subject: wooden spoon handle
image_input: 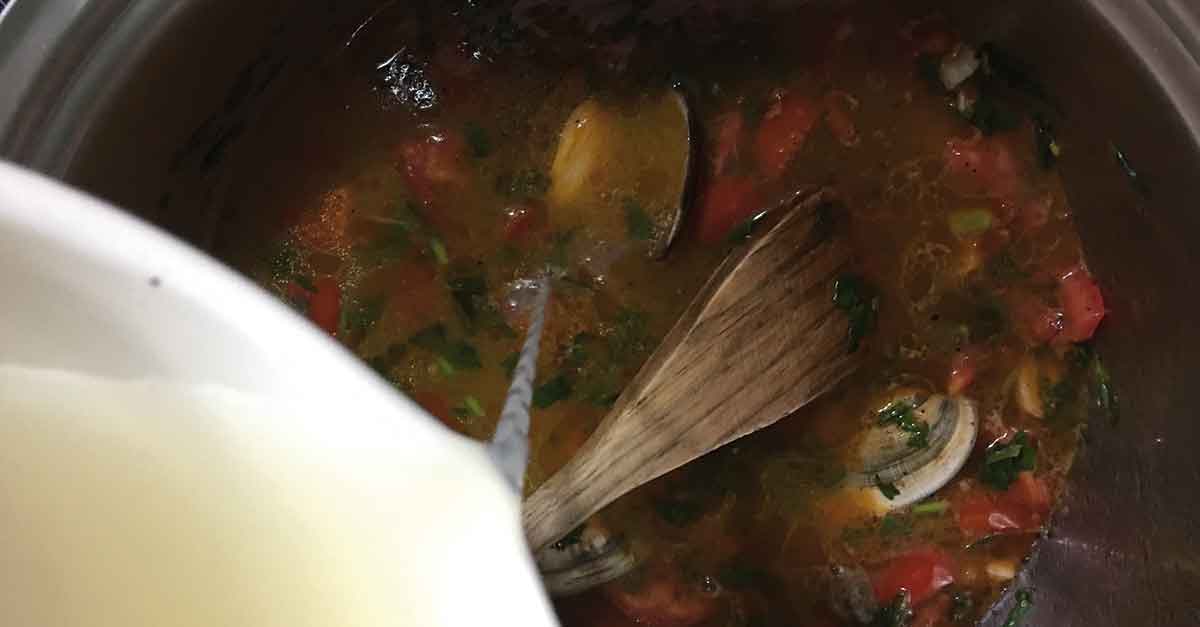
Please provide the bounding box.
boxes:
[523,190,861,551]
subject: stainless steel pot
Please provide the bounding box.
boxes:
[2,1,1199,624]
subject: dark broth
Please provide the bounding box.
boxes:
[218,2,1109,625]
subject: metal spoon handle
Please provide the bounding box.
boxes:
[489,278,551,493]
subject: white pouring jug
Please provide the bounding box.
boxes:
[0,161,557,627]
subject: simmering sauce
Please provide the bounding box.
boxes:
[217,2,1113,624]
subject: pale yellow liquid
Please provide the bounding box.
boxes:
[0,366,556,627]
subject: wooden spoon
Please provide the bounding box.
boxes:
[523,188,863,552]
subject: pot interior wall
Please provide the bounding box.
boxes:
[55,1,1200,625]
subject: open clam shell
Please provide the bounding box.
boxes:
[846,394,979,512]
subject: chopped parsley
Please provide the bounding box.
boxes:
[1090,352,1120,422]
[464,122,492,158]
[429,237,449,265]
[880,513,914,537]
[611,307,650,357]
[338,296,385,337]
[966,89,1021,136]
[981,431,1036,490]
[268,241,303,284]
[876,475,900,500]
[452,395,486,422]
[871,591,913,627]
[833,274,880,353]
[550,525,585,550]
[447,273,514,337]
[409,323,482,373]
[624,198,654,241]
[448,275,488,321]
[950,591,975,623]
[579,373,622,407]
[912,499,951,516]
[532,375,572,409]
[1003,589,1034,627]
[878,400,930,449]
[948,208,994,238]
[987,251,1029,281]
[564,332,597,368]
[291,274,315,292]
[358,202,429,266]
[1040,377,1076,421]
[1033,113,1061,169]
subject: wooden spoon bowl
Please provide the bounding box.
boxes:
[523,188,863,553]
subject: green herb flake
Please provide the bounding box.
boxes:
[430,237,449,265]
[624,198,654,241]
[987,251,1028,281]
[833,275,880,353]
[913,500,951,516]
[1091,354,1120,422]
[444,341,482,370]
[410,323,450,351]
[1003,589,1034,627]
[966,92,1021,136]
[338,296,385,337]
[448,276,488,321]
[981,431,1036,490]
[950,591,975,623]
[551,525,585,550]
[878,400,930,449]
[292,274,316,292]
[268,242,303,284]
[1033,114,1060,169]
[880,513,914,537]
[359,224,412,266]
[409,323,481,373]
[564,332,597,369]
[580,377,622,407]
[447,274,513,337]
[453,395,487,422]
[533,375,572,409]
[465,122,492,158]
[871,591,913,627]
[876,476,900,501]
[949,208,994,238]
[1040,377,1076,421]
[611,308,650,357]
